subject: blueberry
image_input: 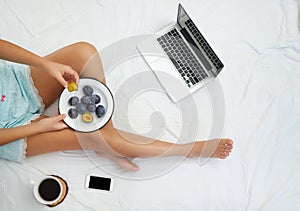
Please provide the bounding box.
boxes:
[87,103,96,112]
[96,105,106,118]
[81,95,92,104]
[68,96,79,106]
[68,108,78,119]
[91,94,101,104]
[82,85,93,96]
[76,103,87,114]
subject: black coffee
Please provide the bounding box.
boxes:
[38,179,61,201]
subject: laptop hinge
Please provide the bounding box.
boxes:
[179,28,212,72]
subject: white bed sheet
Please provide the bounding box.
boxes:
[1,0,300,210]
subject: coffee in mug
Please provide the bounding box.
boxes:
[33,175,68,207]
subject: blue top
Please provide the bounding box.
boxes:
[0,60,44,162]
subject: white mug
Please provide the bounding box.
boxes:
[30,175,68,207]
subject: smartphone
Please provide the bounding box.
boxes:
[85,174,114,192]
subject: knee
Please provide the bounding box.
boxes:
[74,41,98,59]
[70,41,102,73]
[72,42,98,64]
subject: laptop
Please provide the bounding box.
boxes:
[137,3,224,102]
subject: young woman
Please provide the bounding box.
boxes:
[0,39,233,171]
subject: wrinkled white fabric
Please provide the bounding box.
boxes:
[0,0,299,210]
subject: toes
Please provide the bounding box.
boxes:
[222,140,233,151]
[223,146,233,151]
[219,154,227,159]
[203,138,233,159]
[219,148,232,159]
[222,139,233,146]
[226,139,233,146]
[218,139,233,159]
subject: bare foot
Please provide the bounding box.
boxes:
[187,138,233,159]
[114,157,140,172]
[96,151,140,171]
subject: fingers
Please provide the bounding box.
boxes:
[63,66,79,84]
[38,114,68,132]
[45,61,79,87]
[54,114,68,130]
[55,113,67,121]
[57,74,68,88]
[59,68,79,88]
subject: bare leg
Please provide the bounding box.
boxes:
[26,42,233,171]
[27,119,233,158]
[27,42,143,170]
[96,124,233,159]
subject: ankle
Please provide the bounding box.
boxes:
[186,141,205,158]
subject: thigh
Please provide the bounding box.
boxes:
[30,42,99,108]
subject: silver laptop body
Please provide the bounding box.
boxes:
[137,3,224,102]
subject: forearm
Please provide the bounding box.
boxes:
[0,123,42,146]
[0,39,47,68]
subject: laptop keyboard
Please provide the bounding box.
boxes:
[157,29,208,88]
[185,19,224,71]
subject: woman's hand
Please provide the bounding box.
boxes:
[0,39,79,87]
[36,114,68,133]
[0,114,69,146]
[42,60,79,87]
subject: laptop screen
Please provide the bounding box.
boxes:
[177,3,188,28]
[176,3,224,74]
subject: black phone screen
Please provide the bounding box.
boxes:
[88,176,111,191]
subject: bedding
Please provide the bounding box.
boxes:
[0,0,299,210]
